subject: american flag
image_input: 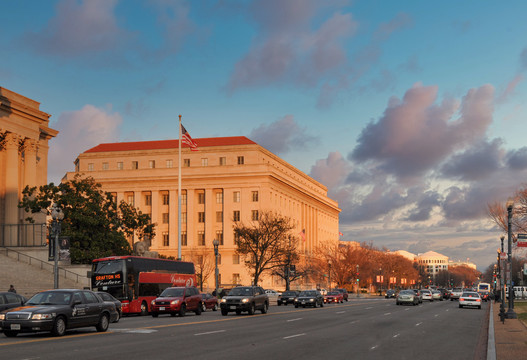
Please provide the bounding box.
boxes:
[181,124,198,151]
[299,229,306,242]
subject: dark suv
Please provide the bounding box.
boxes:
[220,286,269,315]
[277,290,299,306]
[150,287,203,317]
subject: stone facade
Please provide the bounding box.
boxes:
[65,137,341,289]
[0,87,58,246]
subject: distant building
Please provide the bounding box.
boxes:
[0,87,57,247]
[449,259,477,270]
[392,250,417,262]
[417,251,449,281]
[65,136,341,289]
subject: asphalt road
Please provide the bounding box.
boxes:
[0,297,488,360]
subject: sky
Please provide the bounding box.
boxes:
[3,0,527,271]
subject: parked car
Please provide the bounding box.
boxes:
[431,290,442,301]
[411,289,423,303]
[334,288,349,301]
[450,287,463,301]
[421,289,433,301]
[220,286,269,316]
[94,291,122,322]
[201,293,218,311]
[459,291,482,309]
[0,292,27,312]
[150,287,203,317]
[0,289,117,337]
[385,289,396,299]
[265,289,280,304]
[294,290,324,308]
[396,290,419,306]
[277,290,299,306]
[324,291,344,303]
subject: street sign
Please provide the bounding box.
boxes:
[518,233,527,247]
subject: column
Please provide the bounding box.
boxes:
[22,138,40,245]
[169,189,177,250]
[4,132,20,246]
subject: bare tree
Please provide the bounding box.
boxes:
[233,211,296,286]
[188,247,215,291]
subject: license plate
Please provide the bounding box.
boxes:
[11,324,21,330]
[230,306,237,310]
[301,301,306,304]
[159,307,165,311]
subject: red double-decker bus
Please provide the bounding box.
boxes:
[91,256,196,315]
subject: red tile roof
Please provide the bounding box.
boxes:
[84,136,257,153]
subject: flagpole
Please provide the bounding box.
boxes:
[178,115,182,260]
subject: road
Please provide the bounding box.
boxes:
[0,297,488,360]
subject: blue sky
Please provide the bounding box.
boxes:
[3,0,527,270]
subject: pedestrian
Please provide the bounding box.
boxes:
[8,284,16,293]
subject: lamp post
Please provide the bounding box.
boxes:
[499,236,506,321]
[328,260,332,292]
[506,199,517,319]
[356,264,360,298]
[51,203,64,289]
[213,239,219,297]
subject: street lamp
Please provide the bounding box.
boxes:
[213,239,219,297]
[327,260,332,292]
[506,199,517,319]
[499,236,506,321]
[51,203,64,289]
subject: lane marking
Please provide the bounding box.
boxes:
[287,318,302,322]
[384,312,391,316]
[415,322,422,326]
[393,334,399,338]
[283,333,306,339]
[194,330,225,336]
[336,311,346,314]
[370,345,379,350]
[111,328,158,334]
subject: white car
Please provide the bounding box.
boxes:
[421,289,433,301]
[459,291,482,309]
[265,289,281,304]
[431,290,442,301]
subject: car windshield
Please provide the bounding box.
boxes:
[299,291,317,297]
[399,290,413,295]
[229,287,254,296]
[283,291,297,296]
[327,291,339,295]
[160,288,184,297]
[26,291,72,305]
[462,292,479,297]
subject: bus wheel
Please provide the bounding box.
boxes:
[140,302,148,316]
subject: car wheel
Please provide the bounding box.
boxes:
[3,330,18,337]
[213,304,218,311]
[295,304,299,308]
[152,313,159,318]
[478,305,482,309]
[277,302,281,306]
[221,309,228,316]
[459,304,463,308]
[140,301,148,316]
[195,303,202,315]
[261,302,268,314]
[248,303,255,315]
[51,316,67,336]
[320,301,324,307]
[179,304,186,317]
[96,314,110,332]
[114,310,121,323]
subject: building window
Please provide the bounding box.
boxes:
[216,192,223,204]
[162,213,169,224]
[233,273,241,285]
[198,212,205,223]
[233,191,240,203]
[233,254,240,265]
[181,192,187,205]
[252,210,259,221]
[182,212,187,223]
[201,158,208,166]
[163,194,169,205]
[88,163,94,171]
[166,159,173,168]
[117,162,123,170]
[216,230,223,245]
[183,159,190,167]
[102,162,109,170]
[163,232,169,246]
[234,231,240,245]
[198,192,205,204]
[219,157,226,166]
[132,161,139,169]
[149,160,155,169]
[216,211,223,222]
[181,231,187,246]
[145,194,152,206]
[127,195,134,206]
[252,191,259,202]
[233,211,240,222]
[237,156,244,165]
[198,231,205,246]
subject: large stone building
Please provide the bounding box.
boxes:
[0,87,57,247]
[65,136,341,289]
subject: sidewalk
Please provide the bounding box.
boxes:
[490,301,527,359]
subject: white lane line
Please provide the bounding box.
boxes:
[195,330,226,336]
[415,322,422,326]
[283,333,306,339]
[393,334,399,338]
[350,320,359,324]
[384,312,391,316]
[370,345,379,350]
[111,328,158,334]
[287,318,302,322]
[405,308,410,311]
[336,311,346,314]
[434,314,439,317]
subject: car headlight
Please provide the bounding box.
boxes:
[151,300,156,305]
[171,300,180,305]
[241,298,249,303]
[309,298,314,302]
[31,313,53,320]
[0,314,5,320]
[220,298,227,303]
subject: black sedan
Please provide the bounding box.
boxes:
[294,290,324,308]
[277,290,299,306]
[95,291,122,322]
[0,292,27,312]
[0,289,118,337]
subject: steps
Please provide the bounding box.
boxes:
[0,247,90,298]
